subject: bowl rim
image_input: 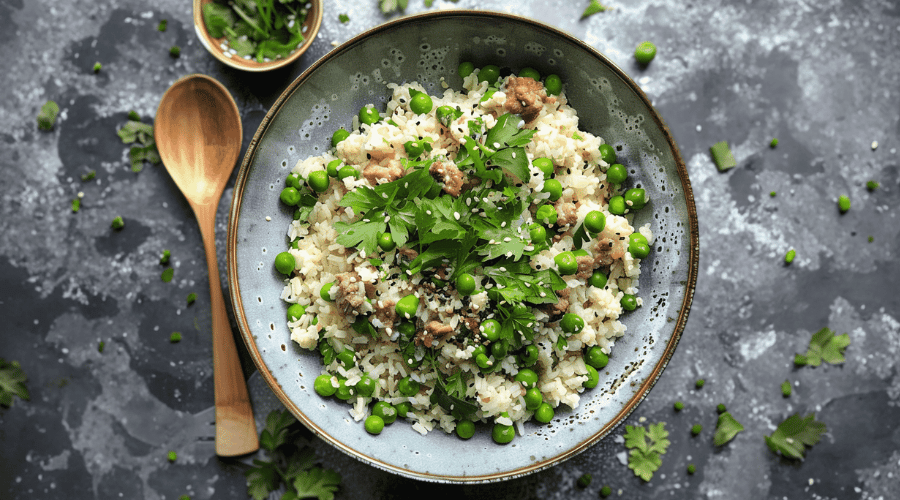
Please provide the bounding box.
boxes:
[192,0,323,72]
[227,9,699,483]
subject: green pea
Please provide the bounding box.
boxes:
[319,282,335,302]
[274,252,295,275]
[481,319,501,342]
[491,339,509,359]
[280,187,301,206]
[583,364,599,389]
[536,204,558,225]
[608,195,626,215]
[529,224,547,243]
[524,387,542,411]
[458,61,475,78]
[337,165,359,179]
[355,374,377,397]
[475,353,492,370]
[625,188,648,210]
[518,67,540,81]
[335,379,353,400]
[555,251,577,275]
[365,415,384,434]
[577,473,592,488]
[314,374,336,397]
[629,233,651,259]
[397,321,416,339]
[585,345,609,369]
[456,273,476,296]
[286,304,307,322]
[838,194,851,213]
[395,294,419,319]
[534,402,555,423]
[515,368,538,388]
[584,210,606,233]
[332,128,350,147]
[410,93,433,114]
[456,419,475,439]
[472,345,486,358]
[629,232,648,247]
[492,421,515,444]
[404,139,426,158]
[621,294,638,311]
[395,402,412,418]
[518,344,539,367]
[599,143,617,164]
[691,424,702,436]
[589,270,608,288]
[358,105,380,125]
[436,105,456,126]
[542,178,563,201]
[326,159,342,177]
[308,170,329,193]
[634,41,657,65]
[600,485,613,497]
[532,157,554,178]
[286,173,301,190]
[544,74,562,96]
[674,401,684,411]
[378,232,396,251]
[560,313,584,334]
[478,65,501,85]
[607,163,628,184]
[337,348,355,368]
[573,248,590,258]
[398,376,420,396]
[372,401,397,424]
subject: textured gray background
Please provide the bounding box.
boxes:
[2,0,899,499]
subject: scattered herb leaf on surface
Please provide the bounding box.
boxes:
[765,413,826,460]
[0,359,29,408]
[710,141,736,171]
[37,101,60,131]
[581,0,608,18]
[794,327,849,367]
[713,412,744,446]
[624,422,670,481]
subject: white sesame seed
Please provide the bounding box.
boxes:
[265,216,271,221]
[454,212,460,220]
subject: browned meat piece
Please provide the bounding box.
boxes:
[397,247,419,261]
[575,255,595,280]
[363,160,404,185]
[594,238,615,267]
[373,299,397,329]
[462,316,481,335]
[429,160,466,197]
[555,200,578,227]
[334,272,367,313]
[503,76,548,124]
[416,321,456,348]
[541,288,570,316]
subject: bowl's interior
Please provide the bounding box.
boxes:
[192,0,322,72]
[228,11,697,482]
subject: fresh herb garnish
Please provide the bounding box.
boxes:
[37,101,59,131]
[98,341,105,353]
[246,409,341,500]
[81,170,96,181]
[713,412,744,446]
[157,19,168,32]
[379,0,409,14]
[167,450,178,462]
[581,0,608,18]
[866,180,879,191]
[93,62,102,73]
[161,268,174,283]
[117,118,161,172]
[781,379,792,397]
[111,216,124,230]
[424,351,478,420]
[624,422,670,481]
[0,359,29,408]
[169,332,182,343]
[794,327,849,367]
[710,141,736,171]
[160,249,171,265]
[202,0,309,63]
[186,292,197,305]
[169,45,181,58]
[338,13,349,23]
[765,413,827,460]
[71,198,81,213]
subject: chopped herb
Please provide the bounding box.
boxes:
[93,62,102,73]
[201,0,309,63]
[339,13,349,23]
[695,378,705,389]
[178,496,190,500]
[118,119,161,172]
[81,170,96,181]
[187,292,197,305]
[716,403,727,414]
[37,100,60,131]
[71,198,81,213]
[581,0,608,18]
[769,191,776,197]
[710,141,736,171]
[111,216,124,230]
[866,180,879,191]
[0,358,30,408]
[868,236,874,243]
[687,464,696,475]
[713,412,744,446]
[379,0,409,14]
[167,450,177,462]
[161,268,175,283]
[158,19,168,32]
[838,195,850,213]
[784,249,795,264]
[600,485,612,497]
[691,424,702,436]
[576,473,592,488]
[160,249,171,265]
[781,379,792,397]
[98,341,105,353]
[794,327,850,367]
[765,413,827,460]
[769,138,778,148]
[624,422,670,481]
[673,401,684,411]
[169,332,182,343]
[127,110,140,121]
[169,45,181,58]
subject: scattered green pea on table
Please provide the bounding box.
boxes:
[634,41,657,65]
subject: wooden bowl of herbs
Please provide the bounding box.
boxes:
[193,0,323,72]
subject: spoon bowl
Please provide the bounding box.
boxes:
[155,74,259,457]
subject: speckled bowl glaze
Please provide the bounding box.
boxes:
[227,11,698,482]
[192,0,322,72]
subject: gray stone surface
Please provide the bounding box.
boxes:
[2,0,899,498]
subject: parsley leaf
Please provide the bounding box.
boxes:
[338,13,349,23]
[425,353,478,420]
[37,101,59,131]
[292,467,342,500]
[710,141,737,171]
[713,412,744,446]
[0,359,29,408]
[794,327,850,367]
[624,422,670,481]
[259,408,298,452]
[117,120,154,144]
[379,0,409,14]
[581,0,608,18]
[765,413,827,460]
[245,459,280,500]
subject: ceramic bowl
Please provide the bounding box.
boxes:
[227,10,698,482]
[192,0,322,72]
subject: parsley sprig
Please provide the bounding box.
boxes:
[202,0,309,63]
[764,412,827,460]
[117,118,160,172]
[624,422,671,481]
[794,327,850,367]
[0,359,29,408]
[423,351,478,420]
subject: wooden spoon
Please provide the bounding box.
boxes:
[155,74,259,457]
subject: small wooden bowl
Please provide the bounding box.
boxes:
[192,0,323,72]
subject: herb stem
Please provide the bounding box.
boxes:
[230,3,268,38]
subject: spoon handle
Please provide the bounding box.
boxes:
[195,203,259,457]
